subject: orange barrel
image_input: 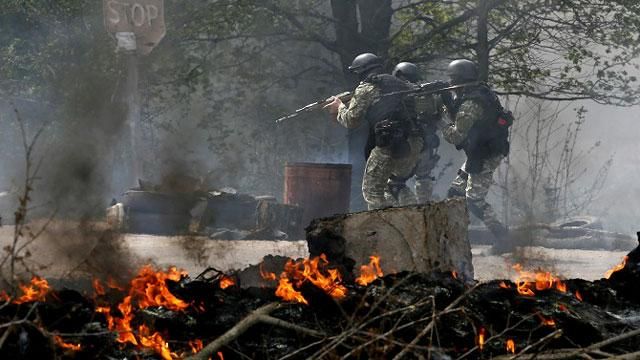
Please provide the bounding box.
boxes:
[284,162,352,230]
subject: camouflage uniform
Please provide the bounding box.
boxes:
[443,96,507,237]
[337,81,423,210]
[383,93,443,206]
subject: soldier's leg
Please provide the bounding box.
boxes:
[465,155,511,251]
[447,165,468,198]
[363,146,395,210]
[415,147,439,203]
[386,178,415,206]
[388,136,424,205]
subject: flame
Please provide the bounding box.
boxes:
[219,275,236,289]
[506,339,515,353]
[218,351,225,360]
[538,314,556,327]
[477,327,486,350]
[499,281,510,289]
[605,256,628,279]
[275,276,308,305]
[107,276,126,291]
[54,335,82,351]
[189,339,203,353]
[93,278,106,296]
[14,276,50,304]
[138,325,173,360]
[575,290,583,302]
[275,254,347,304]
[0,290,9,302]
[129,265,188,311]
[451,270,458,279]
[512,264,567,296]
[356,255,383,286]
[260,263,277,281]
[97,266,189,358]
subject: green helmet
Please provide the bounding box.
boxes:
[392,62,421,83]
[348,53,383,74]
[447,59,479,85]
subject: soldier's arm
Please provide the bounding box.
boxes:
[336,83,377,129]
[442,99,483,146]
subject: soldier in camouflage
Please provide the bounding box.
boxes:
[386,62,446,205]
[324,53,424,210]
[442,59,513,253]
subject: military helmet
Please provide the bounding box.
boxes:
[447,59,479,85]
[348,53,383,74]
[392,62,421,83]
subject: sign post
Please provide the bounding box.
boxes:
[103,0,165,186]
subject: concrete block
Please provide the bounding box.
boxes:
[306,198,473,280]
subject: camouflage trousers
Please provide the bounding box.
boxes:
[447,155,506,237]
[414,145,439,203]
[385,145,439,206]
[363,136,424,210]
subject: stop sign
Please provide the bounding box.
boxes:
[104,0,165,54]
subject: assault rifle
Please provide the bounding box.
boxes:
[381,80,480,98]
[275,91,352,123]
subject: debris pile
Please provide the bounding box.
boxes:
[0,237,639,359]
[107,180,303,239]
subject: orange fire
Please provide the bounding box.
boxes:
[512,264,567,296]
[506,339,515,353]
[218,351,225,360]
[14,276,50,304]
[97,266,190,358]
[259,263,277,281]
[477,327,486,350]
[499,281,510,289]
[0,290,9,302]
[219,275,236,289]
[54,335,82,351]
[538,314,556,327]
[275,276,308,305]
[575,290,583,302]
[189,339,203,353]
[275,254,347,304]
[129,265,188,311]
[604,256,628,279]
[451,270,458,279]
[356,255,383,286]
[93,278,106,296]
[107,276,126,291]
[138,325,173,360]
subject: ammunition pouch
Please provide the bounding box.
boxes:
[374,120,410,158]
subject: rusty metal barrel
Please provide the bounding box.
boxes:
[284,162,352,232]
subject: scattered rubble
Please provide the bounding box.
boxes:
[107,182,303,239]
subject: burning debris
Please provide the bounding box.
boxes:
[0,235,639,359]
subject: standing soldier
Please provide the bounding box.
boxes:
[324,53,424,210]
[388,62,448,204]
[442,59,513,253]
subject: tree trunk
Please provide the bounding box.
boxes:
[330,0,394,211]
[476,0,490,82]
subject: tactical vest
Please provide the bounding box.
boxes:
[363,74,417,158]
[453,83,512,173]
